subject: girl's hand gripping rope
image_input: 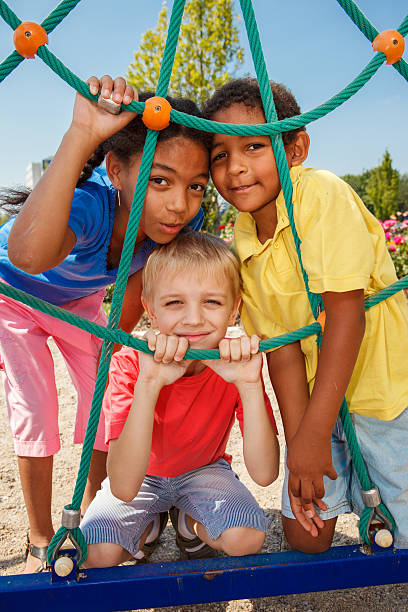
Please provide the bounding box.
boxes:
[71,75,138,150]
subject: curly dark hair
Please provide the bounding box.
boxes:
[1,93,211,213]
[202,78,305,146]
[78,92,211,184]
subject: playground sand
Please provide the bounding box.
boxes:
[0,336,407,611]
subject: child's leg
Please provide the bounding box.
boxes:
[281,420,352,553]
[350,409,408,548]
[0,297,62,572]
[174,459,268,557]
[185,514,265,556]
[52,291,109,513]
[81,475,172,568]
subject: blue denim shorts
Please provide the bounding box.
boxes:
[81,458,269,557]
[282,407,408,548]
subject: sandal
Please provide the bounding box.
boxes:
[25,533,49,573]
[122,511,169,565]
[169,507,217,560]
[140,510,169,561]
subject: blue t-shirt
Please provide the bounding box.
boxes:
[0,169,203,306]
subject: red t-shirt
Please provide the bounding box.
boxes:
[103,347,277,477]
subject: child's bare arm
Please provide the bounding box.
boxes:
[107,373,161,502]
[204,336,279,486]
[107,333,191,501]
[8,76,137,274]
[266,343,326,535]
[287,289,365,516]
[266,341,309,445]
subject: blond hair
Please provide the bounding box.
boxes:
[142,229,241,303]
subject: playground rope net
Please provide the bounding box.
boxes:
[0,0,407,566]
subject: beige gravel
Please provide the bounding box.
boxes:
[0,337,407,611]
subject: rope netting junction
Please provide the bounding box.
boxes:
[0,0,407,567]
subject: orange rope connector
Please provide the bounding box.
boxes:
[13,22,48,59]
[372,30,405,65]
[317,310,326,333]
[142,96,172,130]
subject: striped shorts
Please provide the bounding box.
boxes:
[81,458,269,557]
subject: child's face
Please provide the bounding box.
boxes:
[210,104,290,215]
[143,269,240,350]
[112,136,209,243]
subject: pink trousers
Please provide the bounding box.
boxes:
[0,289,108,457]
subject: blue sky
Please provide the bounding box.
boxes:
[0,0,406,187]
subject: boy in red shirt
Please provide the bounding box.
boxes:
[81,230,279,566]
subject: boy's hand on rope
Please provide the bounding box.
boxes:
[138,330,192,388]
[70,75,138,147]
[203,335,262,387]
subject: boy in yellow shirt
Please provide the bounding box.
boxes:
[203,78,408,552]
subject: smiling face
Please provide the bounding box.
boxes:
[210,104,282,215]
[143,268,240,351]
[210,104,300,216]
[108,136,209,244]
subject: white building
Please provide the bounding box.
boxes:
[25,157,53,189]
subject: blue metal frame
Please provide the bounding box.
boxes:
[1,545,407,611]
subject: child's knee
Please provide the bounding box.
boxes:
[82,542,130,568]
[282,515,336,554]
[220,527,265,556]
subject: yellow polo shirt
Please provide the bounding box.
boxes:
[235,165,408,420]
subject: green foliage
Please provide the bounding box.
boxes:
[364,151,400,221]
[342,151,404,220]
[201,182,221,234]
[341,170,373,211]
[399,173,408,212]
[127,0,244,106]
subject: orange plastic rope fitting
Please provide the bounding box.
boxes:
[13,22,48,59]
[317,311,326,333]
[142,97,172,130]
[372,30,405,65]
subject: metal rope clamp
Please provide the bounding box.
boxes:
[362,487,394,545]
[50,507,82,564]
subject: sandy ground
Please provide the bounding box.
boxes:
[0,337,407,611]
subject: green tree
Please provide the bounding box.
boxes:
[364,150,400,221]
[127,0,243,106]
[398,173,408,212]
[341,169,371,201]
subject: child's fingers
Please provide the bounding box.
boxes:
[219,338,231,361]
[111,76,127,104]
[300,479,314,507]
[124,84,138,105]
[288,472,301,499]
[161,335,180,364]
[153,333,167,362]
[173,337,189,362]
[144,330,157,352]
[311,477,326,500]
[313,496,327,512]
[87,76,100,96]
[229,338,244,361]
[100,74,114,99]
[238,335,251,361]
[250,334,260,355]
